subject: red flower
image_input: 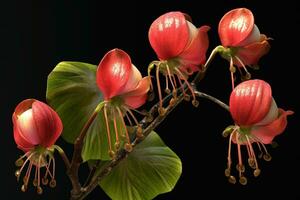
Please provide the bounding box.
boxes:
[149,11,210,73]
[97,49,150,109]
[96,49,150,157]
[148,12,210,113]
[218,8,270,67]
[223,80,293,185]
[13,99,63,194]
[13,99,62,151]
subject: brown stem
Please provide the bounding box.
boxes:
[194,91,229,111]
[78,92,185,200]
[53,145,71,169]
[69,109,100,199]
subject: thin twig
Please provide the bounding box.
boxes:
[194,91,229,111]
[53,145,71,169]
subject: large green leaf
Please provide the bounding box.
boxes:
[99,131,182,200]
[47,61,123,160]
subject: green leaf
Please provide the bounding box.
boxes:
[46,61,123,160]
[99,131,182,200]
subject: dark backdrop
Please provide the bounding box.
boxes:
[1,0,299,199]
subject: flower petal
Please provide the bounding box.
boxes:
[229,79,272,126]
[124,94,148,109]
[13,99,37,149]
[13,114,34,151]
[235,35,270,66]
[251,109,294,144]
[218,8,254,47]
[16,108,40,145]
[179,25,210,69]
[32,101,63,148]
[237,24,261,46]
[149,12,189,60]
[123,77,151,97]
[96,49,132,99]
[121,64,142,94]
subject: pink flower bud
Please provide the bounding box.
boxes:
[96,48,150,109]
[218,8,270,66]
[149,11,210,73]
[229,79,273,126]
[12,99,63,194]
[13,99,63,152]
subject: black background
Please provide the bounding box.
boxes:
[1,0,300,199]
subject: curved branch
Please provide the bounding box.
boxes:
[71,47,225,199]
[194,91,229,111]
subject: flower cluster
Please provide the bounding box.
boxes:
[12,7,293,196]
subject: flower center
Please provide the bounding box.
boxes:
[15,146,57,194]
[223,125,272,185]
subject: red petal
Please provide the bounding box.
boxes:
[123,77,151,97]
[251,109,294,144]
[235,35,270,66]
[149,12,189,60]
[32,101,63,148]
[218,8,254,47]
[12,114,34,152]
[96,49,132,99]
[121,64,142,94]
[179,25,210,68]
[229,79,272,126]
[124,94,148,109]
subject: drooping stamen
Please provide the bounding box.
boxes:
[49,156,56,188]
[112,109,120,150]
[104,104,114,157]
[125,107,143,138]
[33,162,38,186]
[245,135,261,177]
[166,64,177,96]
[253,135,272,161]
[125,112,133,126]
[15,152,31,167]
[156,63,165,116]
[174,68,198,107]
[117,107,132,152]
[36,155,43,194]
[234,56,251,80]
[230,57,235,90]
[22,162,33,192]
[43,155,53,185]
[164,75,170,94]
[16,151,36,182]
[226,130,236,184]
[176,75,190,102]
[255,142,264,159]
[236,133,247,185]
